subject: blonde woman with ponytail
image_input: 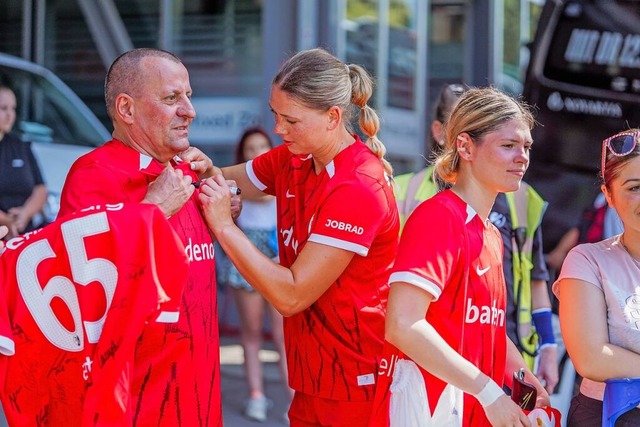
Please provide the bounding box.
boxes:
[193,48,399,426]
[370,86,550,427]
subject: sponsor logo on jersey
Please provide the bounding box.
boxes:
[5,228,44,250]
[184,237,215,262]
[324,219,364,235]
[465,298,505,327]
[378,353,400,378]
[476,265,491,276]
[281,226,299,255]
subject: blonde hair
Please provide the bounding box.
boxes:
[273,48,393,175]
[434,86,535,183]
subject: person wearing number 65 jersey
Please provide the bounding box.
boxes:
[58,48,241,427]
[0,202,188,426]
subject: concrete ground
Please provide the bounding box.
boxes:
[220,335,291,426]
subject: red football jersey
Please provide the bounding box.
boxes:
[58,140,222,426]
[0,203,188,427]
[371,190,507,426]
[249,138,399,401]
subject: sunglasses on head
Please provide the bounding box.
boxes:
[601,131,640,178]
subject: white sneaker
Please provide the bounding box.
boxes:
[244,396,269,422]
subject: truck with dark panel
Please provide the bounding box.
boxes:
[522,0,640,253]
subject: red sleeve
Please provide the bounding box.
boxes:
[247,145,289,196]
[389,198,464,300]
[308,179,389,256]
[59,163,130,217]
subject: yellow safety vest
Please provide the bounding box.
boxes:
[394,165,439,231]
[505,182,548,369]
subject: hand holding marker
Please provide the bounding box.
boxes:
[192,180,241,195]
[173,157,241,195]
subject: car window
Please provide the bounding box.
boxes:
[0,65,107,147]
[0,54,110,222]
[543,1,640,93]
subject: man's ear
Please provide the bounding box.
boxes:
[326,106,342,131]
[115,94,134,124]
[456,133,472,160]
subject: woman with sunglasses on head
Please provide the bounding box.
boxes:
[554,129,640,426]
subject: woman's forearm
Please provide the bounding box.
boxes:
[386,316,490,395]
[571,342,640,382]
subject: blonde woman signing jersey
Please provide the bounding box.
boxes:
[191,48,399,427]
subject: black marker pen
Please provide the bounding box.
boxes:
[192,181,241,195]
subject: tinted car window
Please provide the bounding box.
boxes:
[0,64,107,147]
[544,1,640,92]
[0,53,110,221]
[522,0,640,251]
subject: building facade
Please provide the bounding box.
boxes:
[0,0,542,171]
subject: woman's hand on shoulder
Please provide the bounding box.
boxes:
[178,147,220,179]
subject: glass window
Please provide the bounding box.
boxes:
[428,3,465,111]
[0,61,108,147]
[344,0,418,110]
[114,0,263,98]
[0,2,23,57]
[543,1,640,94]
[386,0,417,110]
[499,0,544,95]
[345,0,380,81]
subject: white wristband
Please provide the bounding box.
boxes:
[474,379,505,408]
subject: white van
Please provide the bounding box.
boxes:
[0,52,110,220]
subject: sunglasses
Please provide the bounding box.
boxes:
[601,131,640,178]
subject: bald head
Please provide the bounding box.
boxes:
[105,48,182,121]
